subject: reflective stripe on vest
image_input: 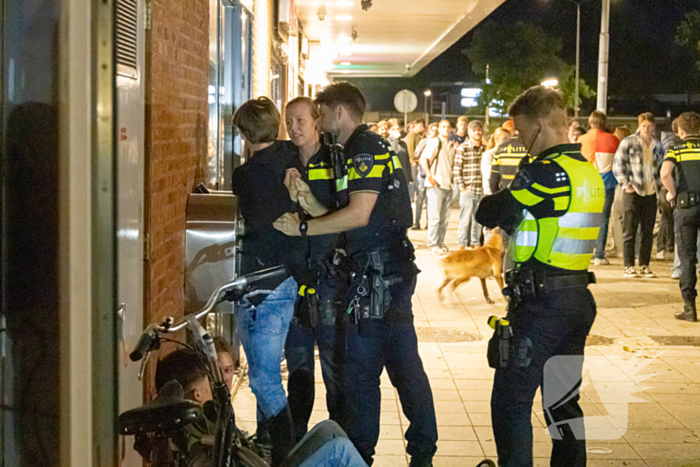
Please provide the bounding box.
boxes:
[510,153,605,271]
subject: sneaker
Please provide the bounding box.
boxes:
[655,250,666,260]
[639,266,656,278]
[594,258,610,266]
[428,246,443,254]
[671,269,681,279]
[623,267,639,278]
[440,246,450,253]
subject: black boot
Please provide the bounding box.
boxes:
[675,301,698,322]
[409,449,436,467]
[267,404,294,467]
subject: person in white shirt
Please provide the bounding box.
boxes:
[421,120,455,253]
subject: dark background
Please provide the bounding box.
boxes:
[347,0,699,114]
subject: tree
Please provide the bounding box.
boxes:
[676,10,700,72]
[463,20,594,113]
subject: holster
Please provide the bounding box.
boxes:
[503,267,595,311]
[677,191,699,209]
[487,318,533,369]
[293,286,320,328]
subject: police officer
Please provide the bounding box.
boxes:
[476,86,605,467]
[660,111,700,322]
[274,82,438,467]
[282,97,349,442]
[488,125,531,194]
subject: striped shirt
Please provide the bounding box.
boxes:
[489,136,531,193]
[454,139,484,195]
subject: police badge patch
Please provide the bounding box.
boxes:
[353,153,374,178]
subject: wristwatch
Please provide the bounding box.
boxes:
[299,220,308,238]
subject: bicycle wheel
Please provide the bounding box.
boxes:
[234,445,269,467]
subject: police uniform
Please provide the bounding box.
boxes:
[476,143,605,467]
[664,135,700,321]
[285,144,349,442]
[340,124,438,466]
[488,135,531,194]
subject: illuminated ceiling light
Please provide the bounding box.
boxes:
[340,61,351,66]
[335,0,354,6]
[340,70,350,74]
[335,15,353,21]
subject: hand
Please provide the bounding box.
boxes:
[666,191,676,203]
[284,168,302,202]
[295,178,328,217]
[625,184,635,194]
[428,176,438,186]
[273,212,301,236]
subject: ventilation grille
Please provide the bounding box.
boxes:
[116,0,138,78]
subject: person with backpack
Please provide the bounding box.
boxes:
[411,122,438,230]
[420,120,456,253]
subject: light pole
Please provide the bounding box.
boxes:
[565,0,591,119]
[596,0,610,113]
[424,90,431,124]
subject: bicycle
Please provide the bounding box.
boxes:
[119,266,288,467]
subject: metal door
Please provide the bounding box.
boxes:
[115,0,145,465]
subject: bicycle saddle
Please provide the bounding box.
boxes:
[118,380,202,435]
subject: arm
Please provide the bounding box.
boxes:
[274,192,377,236]
[660,160,676,199]
[612,139,632,191]
[421,140,438,186]
[453,147,464,191]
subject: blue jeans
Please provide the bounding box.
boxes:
[286,320,347,440]
[414,174,427,226]
[595,188,615,259]
[345,272,438,464]
[297,436,368,467]
[491,289,596,467]
[427,187,452,248]
[458,191,482,247]
[235,276,297,420]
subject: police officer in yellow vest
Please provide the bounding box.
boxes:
[476,86,604,467]
[660,111,700,322]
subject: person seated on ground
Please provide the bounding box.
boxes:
[214,336,237,391]
[156,348,212,405]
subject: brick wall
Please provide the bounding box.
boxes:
[145,0,209,326]
[252,0,272,98]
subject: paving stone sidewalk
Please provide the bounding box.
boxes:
[233,208,700,467]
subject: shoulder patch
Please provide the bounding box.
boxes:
[353,153,375,178]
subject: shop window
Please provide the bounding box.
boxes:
[208,0,252,190]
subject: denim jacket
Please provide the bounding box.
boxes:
[612,132,664,196]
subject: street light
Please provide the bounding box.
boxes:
[563,0,592,118]
[541,78,559,88]
[424,90,431,123]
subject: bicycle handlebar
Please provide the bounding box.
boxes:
[129,265,289,362]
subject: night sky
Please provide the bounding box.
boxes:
[416,0,698,95]
[350,0,699,113]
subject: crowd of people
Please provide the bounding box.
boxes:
[150,78,700,467]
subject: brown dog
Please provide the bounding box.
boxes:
[437,230,505,304]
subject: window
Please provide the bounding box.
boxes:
[208,0,253,190]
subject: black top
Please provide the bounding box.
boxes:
[664,136,700,195]
[341,125,413,256]
[231,140,306,279]
[293,144,345,263]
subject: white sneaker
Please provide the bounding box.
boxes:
[623,267,639,278]
[594,258,610,266]
[655,251,665,260]
[428,246,443,255]
[671,270,680,279]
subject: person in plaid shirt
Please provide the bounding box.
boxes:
[454,120,486,248]
[613,112,665,278]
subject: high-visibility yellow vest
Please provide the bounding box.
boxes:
[510,152,605,271]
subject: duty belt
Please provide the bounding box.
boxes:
[503,268,595,306]
[676,191,700,209]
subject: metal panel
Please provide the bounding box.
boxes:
[115,0,146,465]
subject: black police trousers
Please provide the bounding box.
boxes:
[344,266,438,465]
[674,205,700,303]
[491,288,597,467]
